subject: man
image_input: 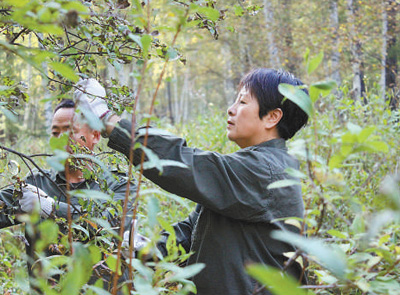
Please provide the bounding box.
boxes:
[0,79,136,291]
[82,68,309,294]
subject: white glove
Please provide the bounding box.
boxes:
[121,220,150,258]
[19,184,55,218]
[73,78,109,119]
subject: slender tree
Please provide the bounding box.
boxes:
[263,0,280,69]
[385,0,399,109]
[346,0,362,102]
[329,0,341,86]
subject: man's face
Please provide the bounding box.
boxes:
[226,87,267,148]
[51,107,100,153]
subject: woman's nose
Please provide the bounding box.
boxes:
[227,103,236,116]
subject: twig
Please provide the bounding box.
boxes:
[111,4,190,294]
[28,153,53,158]
[0,9,12,16]
[9,28,30,44]
[58,38,87,54]
[352,156,387,197]
[0,145,80,213]
[300,284,345,289]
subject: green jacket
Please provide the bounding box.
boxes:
[108,120,306,295]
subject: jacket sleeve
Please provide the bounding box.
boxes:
[157,204,201,256]
[101,174,137,231]
[54,176,136,232]
[0,186,20,228]
[108,120,302,222]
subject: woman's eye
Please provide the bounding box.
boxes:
[240,100,246,104]
[52,132,59,137]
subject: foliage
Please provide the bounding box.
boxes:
[0,0,399,295]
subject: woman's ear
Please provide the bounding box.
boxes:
[263,108,283,129]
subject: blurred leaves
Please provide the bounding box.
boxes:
[247,264,314,295]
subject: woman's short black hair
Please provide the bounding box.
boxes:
[239,68,309,140]
[54,99,75,114]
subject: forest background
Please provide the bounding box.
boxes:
[0,0,399,294]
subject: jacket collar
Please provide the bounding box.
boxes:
[246,138,287,151]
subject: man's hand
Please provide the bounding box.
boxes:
[73,78,109,119]
[121,220,151,258]
[19,184,55,218]
[73,78,120,137]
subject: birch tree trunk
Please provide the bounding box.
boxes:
[23,34,32,130]
[263,0,280,69]
[329,0,341,86]
[173,65,180,124]
[222,43,235,107]
[346,0,362,102]
[380,1,387,101]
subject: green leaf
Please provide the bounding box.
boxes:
[106,254,122,276]
[247,264,314,295]
[346,122,362,134]
[267,179,301,189]
[35,24,63,35]
[36,220,59,252]
[139,145,188,172]
[147,197,160,228]
[84,286,112,295]
[309,80,337,103]
[129,33,142,47]
[2,0,29,7]
[166,48,179,61]
[49,133,69,151]
[0,106,17,122]
[129,258,154,280]
[72,224,90,238]
[197,7,220,21]
[357,141,389,153]
[161,263,205,282]
[303,48,310,64]
[278,83,313,116]
[272,230,347,278]
[234,5,245,16]
[285,167,306,179]
[47,150,69,171]
[357,126,376,141]
[49,62,79,82]
[307,51,324,74]
[327,229,348,239]
[62,1,89,13]
[70,189,111,201]
[141,34,152,58]
[79,108,104,131]
[311,80,337,91]
[61,243,93,295]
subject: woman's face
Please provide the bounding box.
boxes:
[226,87,267,148]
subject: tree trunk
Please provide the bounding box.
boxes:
[222,43,235,107]
[380,1,387,100]
[282,0,296,73]
[166,81,174,125]
[385,0,398,109]
[263,0,280,69]
[346,0,362,102]
[329,0,341,86]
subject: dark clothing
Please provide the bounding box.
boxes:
[0,167,136,292]
[108,120,306,295]
[0,168,135,230]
